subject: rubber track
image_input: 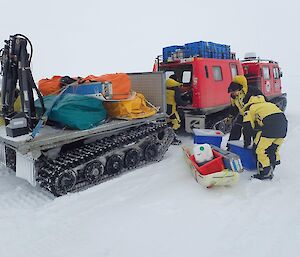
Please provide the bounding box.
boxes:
[36,121,174,196]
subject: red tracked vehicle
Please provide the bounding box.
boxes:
[156,44,287,133]
[241,53,287,111]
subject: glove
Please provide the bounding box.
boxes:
[225,115,234,124]
[244,139,251,148]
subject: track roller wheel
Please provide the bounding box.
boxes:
[53,170,77,196]
[144,143,159,161]
[84,161,104,182]
[157,130,165,141]
[105,155,123,175]
[124,149,140,168]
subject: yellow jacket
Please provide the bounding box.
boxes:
[243,95,287,139]
[166,78,182,88]
[243,95,282,129]
[230,75,248,115]
[166,77,182,110]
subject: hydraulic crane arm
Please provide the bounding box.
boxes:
[0,34,45,137]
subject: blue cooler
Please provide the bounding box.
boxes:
[193,129,223,147]
[63,82,113,100]
[227,140,257,170]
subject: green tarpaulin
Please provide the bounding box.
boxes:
[35,94,107,130]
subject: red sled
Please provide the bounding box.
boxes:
[182,146,239,188]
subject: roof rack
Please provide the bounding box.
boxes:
[241,57,278,64]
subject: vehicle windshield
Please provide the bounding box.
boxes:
[160,64,193,105]
[159,64,192,85]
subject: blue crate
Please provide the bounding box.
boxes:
[208,42,216,53]
[227,141,257,170]
[184,49,191,58]
[188,41,206,49]
[201,51,209,58]
[163,45,184,61]
[184,41,208,57]
[184,45,196,57]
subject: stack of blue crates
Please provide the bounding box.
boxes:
[162,41,231,62]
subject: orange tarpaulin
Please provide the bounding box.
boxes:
[38,73,131,100]
[38,76,62,96]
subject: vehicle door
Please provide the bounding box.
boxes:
[261,65,272,97]
[272,65,282,95]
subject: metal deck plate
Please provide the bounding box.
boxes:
[0,114,166,154]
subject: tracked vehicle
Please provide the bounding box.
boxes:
[155,42,287,133]
[0,34,174,196]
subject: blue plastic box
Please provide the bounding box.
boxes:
[227,140,257,170]
[162,45,184,61]
[64,82,106,95]
[193,129,223,147]
[184,41,208,58]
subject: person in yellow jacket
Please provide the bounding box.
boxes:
[242,95,288,180]
[166,74,186,145]
[227,75,265,142]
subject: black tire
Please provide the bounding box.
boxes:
[278,98,287,112]
[271,96,287,112]
[53,170,77,196]
[124,149,140,168]
[105,155,123,175]
[84,161,104,182]
[144,143,159,161]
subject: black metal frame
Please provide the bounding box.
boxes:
[0,34,45,130]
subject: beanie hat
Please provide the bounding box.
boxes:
[228,82,243,93]
[169,74,177,80]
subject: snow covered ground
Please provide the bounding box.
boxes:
[0,84,299,257]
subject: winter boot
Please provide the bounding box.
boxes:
[252,166,274,180]
[271,160,281,170]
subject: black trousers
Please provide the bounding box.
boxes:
[228,115,243,141]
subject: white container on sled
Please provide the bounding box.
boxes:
[193,143,213,164]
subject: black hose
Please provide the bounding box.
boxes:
[13,34,45,116]
[13,34,33,64]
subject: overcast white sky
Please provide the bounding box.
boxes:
[1,0,299,91]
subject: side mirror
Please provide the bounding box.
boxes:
[280,71,283,78]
